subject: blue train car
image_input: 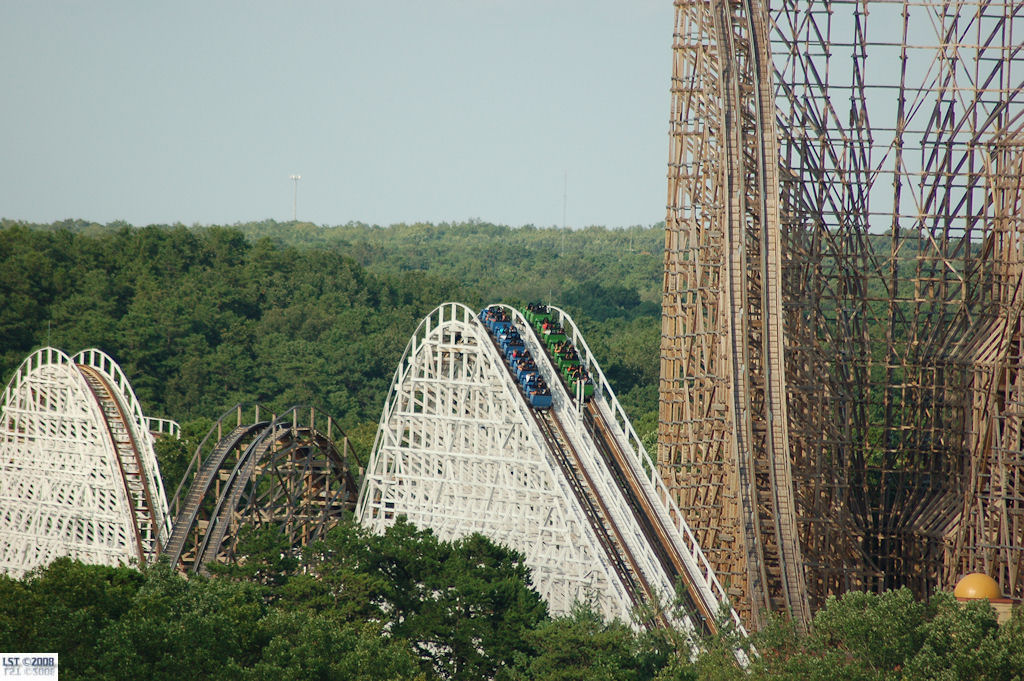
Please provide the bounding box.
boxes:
[513,357,538,384]
[523,376,553,409]
[501,333,524,355]
[480,306,512,336]
[480,307,552,411]
[505,344,526,362]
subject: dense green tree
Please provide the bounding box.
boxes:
[244,613,426,681]
[87,565,266,680]
[275,517,548,681]
[505,604,667,681]
[900,594,1014,681]
[0,223,463,429]
[0,559,145,679]
[0,219,666,508]
[5,543,1024,681]
[728,589,1024,681]
[209,518,550,680]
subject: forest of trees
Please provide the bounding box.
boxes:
[0,219,662,456]
[2,520,1022,680]
[2,219,1022,679]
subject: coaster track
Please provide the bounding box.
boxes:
[527,304,743,636]
[358,302,747,651]
[662,0,1023,627]
[164,405,361,573]
[1,325,746,657]
[78,363,164,563]
[0,348,173,577]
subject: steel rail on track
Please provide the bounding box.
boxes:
[195,426,283,572]
[711,0,771,627]
[528,317,710,633]
[478,326,644,603]
[581,404,713,634]
[77,364,162,563]
[496,305,736,642]
[168,406,260,519]
[535,411,653,616]
[75,349,172,541]
[689,0,811,630]
[727,0,808,628]
[538,305,748,637]
[746,0,809,629]
[167,405,360,573]
[480,316,677,628]
[162,422,270,566]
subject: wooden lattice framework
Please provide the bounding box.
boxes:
[946,128,1024,597]
[660,0,1023,629]
[0,348,172,577]
[164,405,361,573]
[356,302,747,643]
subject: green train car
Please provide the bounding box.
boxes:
[521,304,595,401]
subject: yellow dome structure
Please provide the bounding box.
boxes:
[953,573,1001,601]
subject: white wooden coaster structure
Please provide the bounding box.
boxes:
[0,347,171,577]
[356,302,743,641]
[356,302,635,622]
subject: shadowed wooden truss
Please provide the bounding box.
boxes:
[659,0,1023,630]
[163,405,361,573]
[946,129,1024,598]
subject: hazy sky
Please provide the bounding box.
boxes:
[1,1,675,228]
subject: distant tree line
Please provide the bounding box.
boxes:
[0,219,665,466]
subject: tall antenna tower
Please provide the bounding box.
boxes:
[290,174,302,221]
[659,0,1023,629]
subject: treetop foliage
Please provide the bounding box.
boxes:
[0,219,662,422]
[3,522,1023,680]
[1,218,666,471]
